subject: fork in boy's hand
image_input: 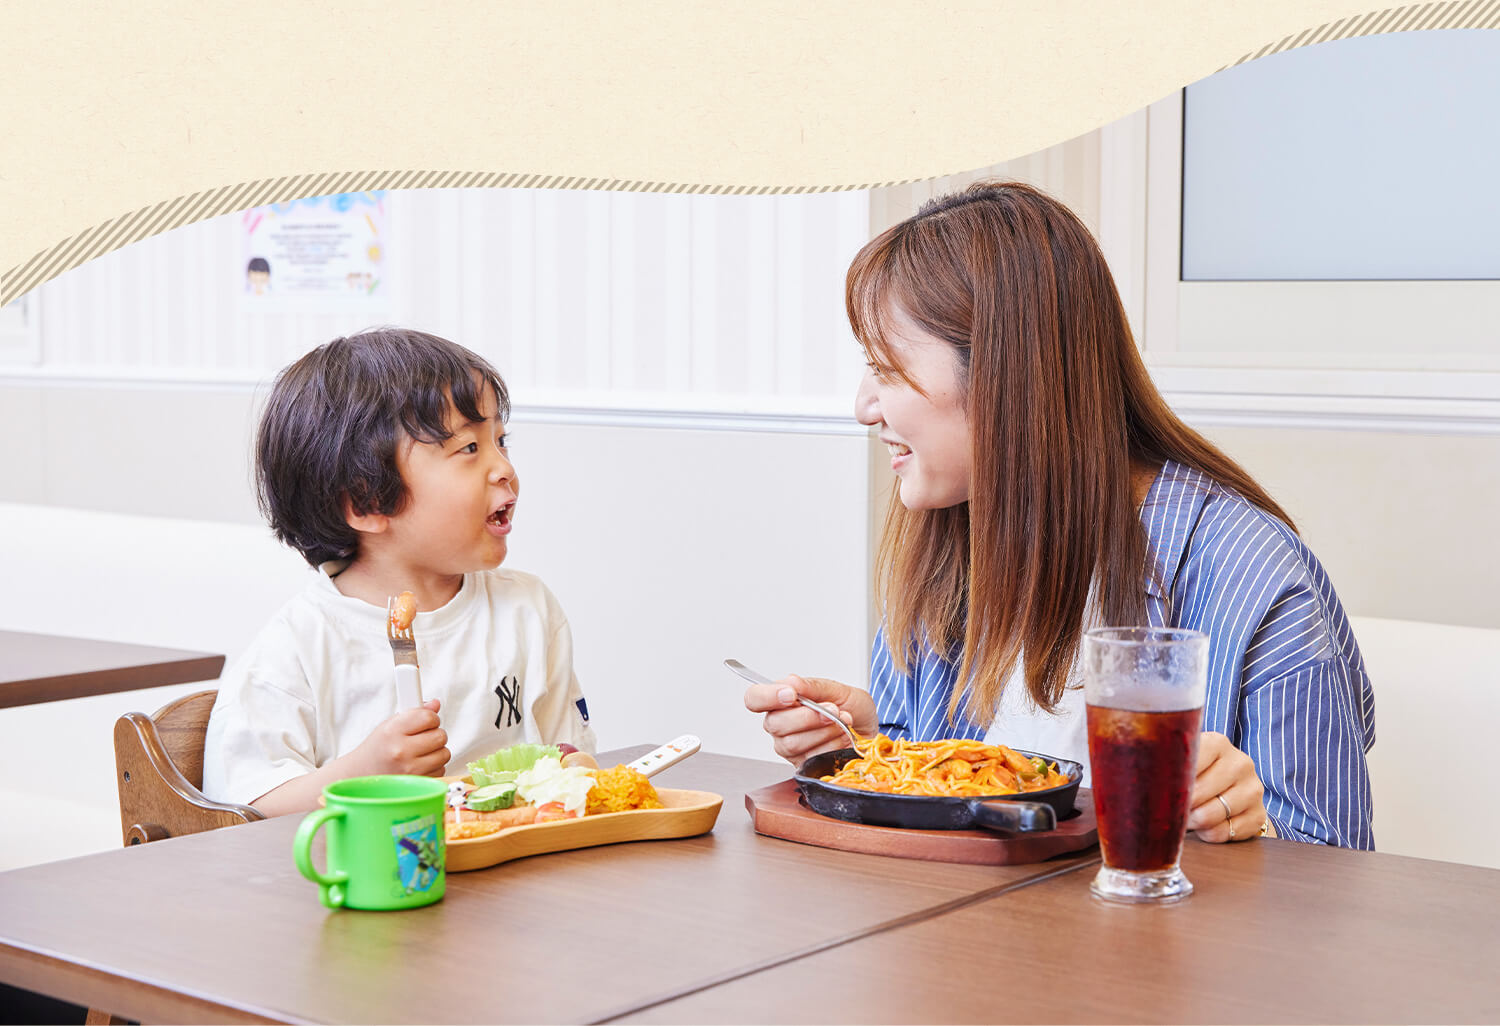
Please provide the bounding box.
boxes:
[386,591,424,708]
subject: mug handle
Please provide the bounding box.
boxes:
[293,807,351,908]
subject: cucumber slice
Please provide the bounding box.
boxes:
[465,783,517,812]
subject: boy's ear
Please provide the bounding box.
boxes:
[342,496,391,535]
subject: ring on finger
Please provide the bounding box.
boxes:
[1215,793,1233,823]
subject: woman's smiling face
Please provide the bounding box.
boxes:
[854,305,972,511]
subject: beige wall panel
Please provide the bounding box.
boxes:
[1200,426,1500,629]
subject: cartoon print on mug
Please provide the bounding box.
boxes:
[392,811,442,897]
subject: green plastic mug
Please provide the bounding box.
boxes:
[293,775,447,910]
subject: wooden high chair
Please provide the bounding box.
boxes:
[93,690,265,1024]
[112,689,263,847]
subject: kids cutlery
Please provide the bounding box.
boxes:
[626,734,702,777]
[386,592,424,708]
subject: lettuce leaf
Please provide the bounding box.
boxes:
[467,743,561,786]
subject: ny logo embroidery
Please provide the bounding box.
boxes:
[494,675,523,729]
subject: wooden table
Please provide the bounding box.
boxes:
[0,748,1094,1024]
[0,630,225,708]
[1,748,1496,1024]
[629,833,1500,1025]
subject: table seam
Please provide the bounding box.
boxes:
[585,854,1101,1025]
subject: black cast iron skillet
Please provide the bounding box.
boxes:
[794,747,1083,834]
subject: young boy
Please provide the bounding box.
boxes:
[203,328,596,815]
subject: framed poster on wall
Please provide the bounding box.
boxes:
[239,191,390,310]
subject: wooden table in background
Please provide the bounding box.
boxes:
[1,746,1495,1024]
[0,630,225,708]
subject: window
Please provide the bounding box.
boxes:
[1136,31,1500,431]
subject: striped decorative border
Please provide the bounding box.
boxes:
[4,0,1498,308]
[1218,0,1500,69]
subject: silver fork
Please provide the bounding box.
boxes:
[723,659,865,752]
[386,595,424,708]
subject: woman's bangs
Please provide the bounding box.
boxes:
[848,241,924,388]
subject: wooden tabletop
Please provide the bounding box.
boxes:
[629,834,1500,1025]
[6,746,1495,1025]
[0,630,225,708]
[0,748,1096,1025]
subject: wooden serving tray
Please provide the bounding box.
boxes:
[446,787,723,872]
[745,779,1098,865]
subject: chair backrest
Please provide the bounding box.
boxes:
[1350,615,1500,869]
[113,688,264,846]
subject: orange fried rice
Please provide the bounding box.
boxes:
[586,765,664,814]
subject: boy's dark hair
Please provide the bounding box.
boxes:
[255,327,511,566]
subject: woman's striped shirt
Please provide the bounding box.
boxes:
[868,460,1376,849]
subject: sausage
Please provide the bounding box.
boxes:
[445,802,537,832]
[561,750,599,771]
[390,591,417,631]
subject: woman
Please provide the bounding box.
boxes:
[745,181,1375,848]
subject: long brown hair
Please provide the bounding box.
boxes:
[848,181,1294,723]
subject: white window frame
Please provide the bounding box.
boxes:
[1127,90,1500,435]
[0,292,40,365]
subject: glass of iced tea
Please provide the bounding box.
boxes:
[1082,626,1208,904]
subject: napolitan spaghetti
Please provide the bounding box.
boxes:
[820,734,1071,797]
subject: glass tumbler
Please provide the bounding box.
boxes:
[1082,626,1208,904]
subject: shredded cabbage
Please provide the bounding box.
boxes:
[514,756,595,815]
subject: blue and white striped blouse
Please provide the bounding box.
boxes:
[868,459,1376,849]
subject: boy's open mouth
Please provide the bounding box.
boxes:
[487,503,514,528]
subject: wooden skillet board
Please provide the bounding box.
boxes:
[745,779,1097,865]
[446,786,724,872]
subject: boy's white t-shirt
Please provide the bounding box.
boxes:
[202,565,597,807]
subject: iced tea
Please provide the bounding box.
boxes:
[1081,626,1208,904]
[1086,704,1201,872]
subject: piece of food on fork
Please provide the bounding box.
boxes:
[386,590,423,707]
[389,591,417,632]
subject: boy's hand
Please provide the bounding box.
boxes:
[250,698,451,816]
[349,698,450,777]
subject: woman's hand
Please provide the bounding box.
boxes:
[1187,731,1270,842]
[743,675,878,766]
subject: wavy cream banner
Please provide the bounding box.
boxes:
[2,0,1496,305]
